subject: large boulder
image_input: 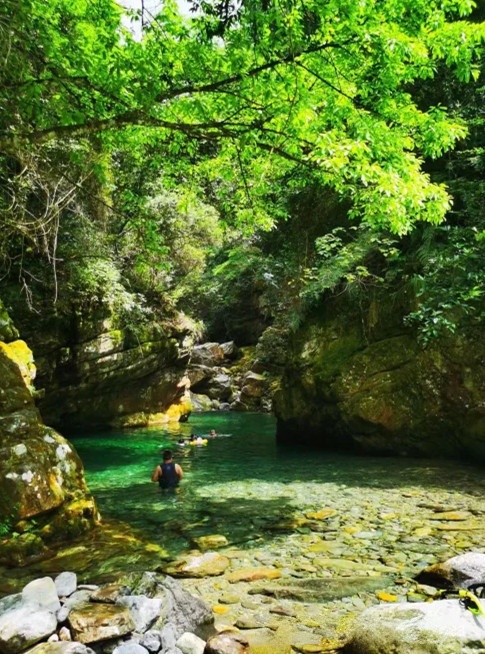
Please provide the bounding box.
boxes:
[0,329,98,563]
[344,599,485,653]
[273,293,485,460]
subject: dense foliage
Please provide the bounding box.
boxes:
[0,0,484,342]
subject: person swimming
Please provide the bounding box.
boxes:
[189,433,207,445]
[151,449,183,490]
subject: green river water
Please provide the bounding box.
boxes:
[3,412,485,650]
[69,411,485,564]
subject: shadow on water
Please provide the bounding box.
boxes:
[66,411,485,561]
[3,411,485,596]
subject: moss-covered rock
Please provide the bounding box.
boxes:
[0,335,98,565]
[8,303,194,432]
[273,293,485,460]
[0,298,19,342]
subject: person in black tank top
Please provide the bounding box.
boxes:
[151,449,184,490]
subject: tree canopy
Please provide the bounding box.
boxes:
[2,0,484,235]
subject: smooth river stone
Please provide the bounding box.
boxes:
[163,552,230,578]
[226,568,282,583]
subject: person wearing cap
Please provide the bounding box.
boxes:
[151,449,184,490]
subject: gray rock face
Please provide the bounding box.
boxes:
[0,606,58,654]
[153,577,215,642]
[55,573,78,599]
[345,599,485,654]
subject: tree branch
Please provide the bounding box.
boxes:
[155,39,354,102]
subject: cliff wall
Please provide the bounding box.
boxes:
[273,293,485,460]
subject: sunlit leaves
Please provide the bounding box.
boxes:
[1,0,484,239]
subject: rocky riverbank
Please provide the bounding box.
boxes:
[169,480,485,652]
[3,552,485,654]
[4,457,484,653]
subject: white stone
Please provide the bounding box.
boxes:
[347,599,485,654]
[55,572,77,598]
[175,632,206,654]
[139,631,161,652]
[22,578,61,612]
[112,643,149,654]
[0,606,57,654]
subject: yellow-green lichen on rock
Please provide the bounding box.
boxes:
[0,331,98,565]
[0,340,36,392]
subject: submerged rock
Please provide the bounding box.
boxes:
[163,552,230,579]
[248,576,391,602]
[204,631,249,654]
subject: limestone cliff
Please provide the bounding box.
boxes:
[0,301,98,564]
[273,293,485,460]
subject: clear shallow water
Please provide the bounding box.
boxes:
[70,412,485,560]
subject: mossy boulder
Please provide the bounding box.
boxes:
[0,339,98,564]
[273,293,485,460]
